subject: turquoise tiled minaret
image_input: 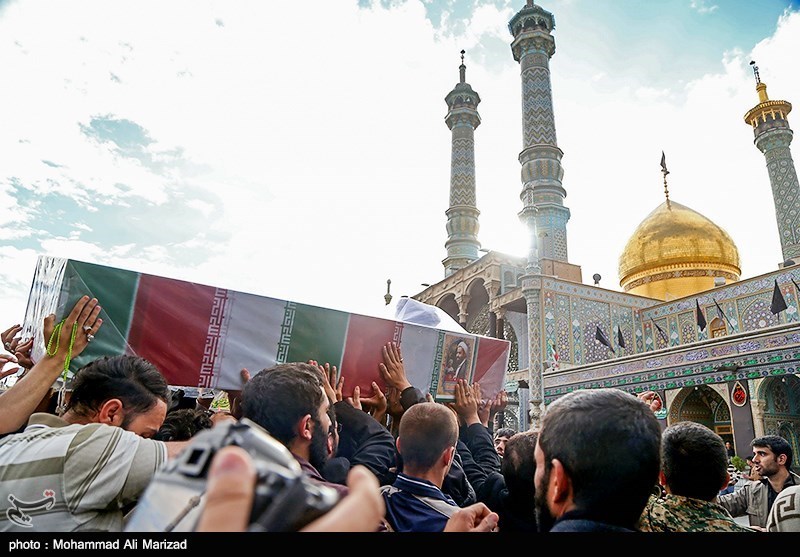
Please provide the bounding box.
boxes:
[510,0,571,430]
[509,1,570,274]
[443,51,482,277]
[745,62,800,262]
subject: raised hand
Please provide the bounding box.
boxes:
[452,379,480,426]
[347,385,362,410]
[0,295,102,436]
[359,381,388,423]
[0,354,21,380]
[474,383,491,427]
[308,360,339,403]
[378,342,411,392]
[489,390,508,421]
[385,386,404,420]
[12,338,35,370]
[638,390,662,412]
[43,296,103,365]
[1,324,22,354]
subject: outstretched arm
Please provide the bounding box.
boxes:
[0,296,102,435]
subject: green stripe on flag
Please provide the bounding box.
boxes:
[428,331,446,396]
[278,302,349,368]
[61,260,140,369]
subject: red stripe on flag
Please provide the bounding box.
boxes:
[127,274,219,387]
[340,315,399,398]
[473,337,510,398]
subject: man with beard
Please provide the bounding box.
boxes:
[240,363,349,498]
[533,388,661,532]
[453,341,470,381]
[718,435,799,530]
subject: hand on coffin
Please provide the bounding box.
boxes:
[378,342,411,392]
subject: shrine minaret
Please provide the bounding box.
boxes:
[443,50,482,277]
[509,1,572,277]
[744,61,800,263]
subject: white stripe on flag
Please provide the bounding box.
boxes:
[214,291,287,390]
[397,323,442,394]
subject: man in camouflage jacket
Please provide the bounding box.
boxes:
[637,421,754,532]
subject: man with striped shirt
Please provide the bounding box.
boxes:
[0,355,188,532]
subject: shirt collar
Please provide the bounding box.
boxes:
[26,412,71,430]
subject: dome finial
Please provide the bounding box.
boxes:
[384,278,392,306]
[459,49,466,83]
[660,151,671,209]
[749,60,761,85]
[749,60,770,102]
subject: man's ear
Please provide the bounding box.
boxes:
[443,445,456,469]
[548,458,573,517]
[297,414,314,442]
[658,470,668,488]
[777,453,788,467]
[97,398,124,427]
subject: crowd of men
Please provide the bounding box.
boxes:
[0,295,798,535]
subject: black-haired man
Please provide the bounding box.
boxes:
[718,434,799,530]
[534,388,661,532]
[0,355,186,531]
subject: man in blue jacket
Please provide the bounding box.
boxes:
[380,402,461,532]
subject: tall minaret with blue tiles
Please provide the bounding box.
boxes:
[443,50,482,277]
[744,62,800,263]
[509,1,578,281]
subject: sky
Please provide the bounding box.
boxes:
[1,0,800,329]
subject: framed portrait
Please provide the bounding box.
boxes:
[434,335,477,400]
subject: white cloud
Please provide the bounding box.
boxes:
[0,0,798,331]
[690,1,719,15]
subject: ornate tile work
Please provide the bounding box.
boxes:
[580,298,612,363]
[635,309,645,353]
[521,66,557,146]
[739,292,781,331]
[449,136,477,206]
[571,296,583,365]
[652,318,669,350]
[544,290,557,359]
[668,316,680,347]
[556,294,571,365]
[543,328,800,403]
[677,312,694,344]
[763,146,800,259]
[616,305,634,357]
[714,400,731,422]
[678,311,698,345]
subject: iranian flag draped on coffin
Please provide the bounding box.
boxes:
[21,256,511,400]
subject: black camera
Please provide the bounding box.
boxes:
[124,418,341,532]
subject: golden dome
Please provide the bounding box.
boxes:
[619,200,741,300]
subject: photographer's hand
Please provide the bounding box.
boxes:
[444,503,499,532]
[300,465,385,532]
[197,452,385,533]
